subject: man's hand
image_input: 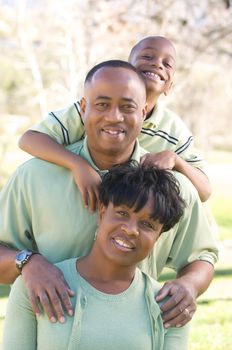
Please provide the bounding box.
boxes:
[140,150,177,170]
[21,254,75,323]
[156,279,197,328]
[70,157,101,212]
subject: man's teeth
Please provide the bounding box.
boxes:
[104,129,123,135]
[114,238,133,249]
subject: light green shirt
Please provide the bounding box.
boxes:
[30,101,206,170]
[3,258,190,350]
[0,138,218,278]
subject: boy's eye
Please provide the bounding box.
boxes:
[164,62,172,69]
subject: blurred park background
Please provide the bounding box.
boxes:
[0,0,231,349]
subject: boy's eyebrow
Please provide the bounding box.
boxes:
[140,47,176,61]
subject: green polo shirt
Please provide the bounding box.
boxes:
[0,137,218,278]
[3,259,190,350]
[30,101,206,170]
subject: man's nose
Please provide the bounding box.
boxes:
[104,107,124,122]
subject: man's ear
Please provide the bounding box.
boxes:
[164,81,173,96]
[80,97,86,122]
[142,103,148,121]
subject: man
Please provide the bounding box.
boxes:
[0,60,218,329]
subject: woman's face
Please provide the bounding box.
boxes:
[96,195,163,267]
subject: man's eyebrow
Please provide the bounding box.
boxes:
[95,96,111,100]
[95,96,137,104]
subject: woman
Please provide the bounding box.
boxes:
[3,162,188,350]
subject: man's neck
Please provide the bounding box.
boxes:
[88,144,136,170]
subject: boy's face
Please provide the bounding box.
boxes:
[129,37,176,97]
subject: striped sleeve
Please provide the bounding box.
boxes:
[29,102,85,145]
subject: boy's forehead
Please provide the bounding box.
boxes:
[132,37,176,60]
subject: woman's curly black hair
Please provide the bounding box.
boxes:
[99,161,185,233]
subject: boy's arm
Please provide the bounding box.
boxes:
[141,150,211,202]
[19,130,101,211]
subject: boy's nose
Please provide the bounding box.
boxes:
[151,57,162,69]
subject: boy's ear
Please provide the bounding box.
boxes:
[80,97,86,119]
[164,81,173,96]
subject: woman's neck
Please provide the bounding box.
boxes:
[76,254,136,294]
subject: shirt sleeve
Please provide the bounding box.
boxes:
[30,102,85,145]
[0,167,37,251]
[166,173,219,271]
[163,323,190,350]
[2,277,37,350]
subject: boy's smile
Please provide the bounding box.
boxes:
[129,36,176,98]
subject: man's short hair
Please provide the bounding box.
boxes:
[99,161,185,233]
[85,59,146,89]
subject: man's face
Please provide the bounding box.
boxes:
[129,37,176,97]
[81,67,147,158]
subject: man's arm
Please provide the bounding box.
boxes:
[156,260,214,328]
[141,150,211,202]
[0,244,74,323]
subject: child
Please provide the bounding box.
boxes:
[3,162,189,350]
[19,36,211,210]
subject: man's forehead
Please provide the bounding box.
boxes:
[89,66,140,83]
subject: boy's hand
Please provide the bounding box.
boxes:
[21,254,75,323]
[70,157,101,212]
[155,279,197,328]
[140,150,177,170]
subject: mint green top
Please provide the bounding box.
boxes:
[0,138,218,278]
[30,101,206,170]
[3,259,190,350]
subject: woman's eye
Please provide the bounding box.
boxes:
[141,221,153,229]
[117,210,128,217]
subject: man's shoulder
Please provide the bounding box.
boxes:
[172,170,199,204]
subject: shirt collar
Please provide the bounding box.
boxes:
[80,137,142,176]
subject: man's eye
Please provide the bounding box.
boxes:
[142,55,152,60]
[121,105,136,111]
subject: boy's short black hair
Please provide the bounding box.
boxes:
[85,59,146,89]
[99,161,185,233]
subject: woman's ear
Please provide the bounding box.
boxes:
[97,203,106,225]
